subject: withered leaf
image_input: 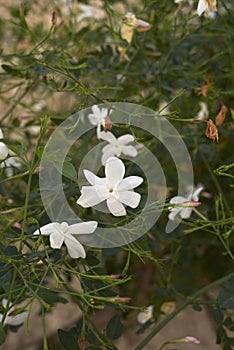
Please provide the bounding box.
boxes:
[215,104,228,126]
[104,115,112,132]
[120,23,135,43]
[197,78,211,97]
[205,119,219,142]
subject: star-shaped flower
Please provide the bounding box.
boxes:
[77,157,143,216]
[0,299,28,327]
[168,184,204,221]
[0,128,9,160]
[99,131,138,165]
[197,0,217,16]
[33,221,97,258]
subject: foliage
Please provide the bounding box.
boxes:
[0,0,233,349]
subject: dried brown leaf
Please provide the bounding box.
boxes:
[197,78,211,97]
[215,104,228,126]
[104,115,112,132]
[120,23,135,43]
[205,119,219,142]
[160,302,176,315]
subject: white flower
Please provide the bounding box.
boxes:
[137,305,154,324]
[99,131,138,165]
[197,0,217,16]
[168,184,204,221]
[88,105,112,138]
[0,128,9,160]
[77,157,143,216]
[33,221,97,258]
[197,102,209,120]
[0,299,28,327]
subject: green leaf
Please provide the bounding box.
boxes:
[1,64,23,77]
[58,329,79,350]
[38,290,68,305]
[217,276,234,309]
[106,314,124,340]
[0,324,6,345]
[62,162,78,182]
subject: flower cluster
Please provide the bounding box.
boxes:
[34,105,142,259]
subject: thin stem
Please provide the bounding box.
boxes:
[134,273,233,350]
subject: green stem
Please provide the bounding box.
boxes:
[134,273,233,350]
[192,208,234,261]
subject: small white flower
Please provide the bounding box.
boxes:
[77,157,143,216]
[88,105,112,138]
[99,131,138,165]
[0,299,28,327]
[168,184,204,221]
[137,305,154,324]
[33,221,97,258]
[197,0,217,16]
[0,128,9,160]
[197,102,209,120]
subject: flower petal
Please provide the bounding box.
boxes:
[106,197,126,216]
[0,128,4,139]
[118,191,141,208]
[168,208,180,221]
[77,186,108,207]
[33,222,61,236]
[118,134,134,145]
[64,234,86,258]
[192,186,204,201]
[105,157,125,188]
[0,142,9,160]
[5,311,28,326]
[99,131,116,142]
[50,231,64,249]
[101,145,116,165]
[169,196,187,204]
[83,169,106,186]
[117,176,143,191]
[179,207,193,219]
[197,0,207,16]
[121,145,138,157]
[67,221,98,235]
[2,299,10,309]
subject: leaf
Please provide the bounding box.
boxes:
[0,324,6,346]
[58,329,79,350]
[106,314,124,340]
[205,119,219,142]
[62,162,78,182]
[38,290,68,305]
[215,104,228,126]
[120,24,135,43]
[1,64,23,77]
[217,276,234,309]
[197,78,211,96]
